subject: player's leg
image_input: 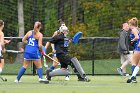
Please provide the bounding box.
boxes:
[49,54,59,70]
[15,60,29,82]
[46,53,71,80]
[127,51,140,83]
[33,59,43,79]
[46,62,71,80]
[117,54,126,76]
[0,58,4,74]
[34,59,49,83]
[70,57,90,82]
[123,52,133,76]
[48,53,70,80]
[58,54,89,81]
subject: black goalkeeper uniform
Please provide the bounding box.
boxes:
[49,33,72,68]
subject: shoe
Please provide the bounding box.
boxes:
[78,77,90,82]
[124,73,129,76]
[117,68,124,76]
[14,79,21,83]
[84,77,91,82]
[46,69,52,81]
[65,75,70,81]
[39,78,49,84]
[127,76,137,83]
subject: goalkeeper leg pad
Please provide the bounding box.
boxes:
[49,69,71,76]
[71,57,86,78]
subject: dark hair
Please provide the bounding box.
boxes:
[0,20,4,27]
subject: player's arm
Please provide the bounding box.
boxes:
[4,40,11,44]
[22,31,31,43]
[50,31,58,52]
[45,35,59,50]
[51,44,56,53]
[0,32,5,50]
[131,28,139,42]
[38,33,43,50]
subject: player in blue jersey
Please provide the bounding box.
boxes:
[127,17,140,83]
[15,21,48,83]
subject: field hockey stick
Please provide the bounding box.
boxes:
[43,53,59,64]
[0,76,7,82]
[5,50,23,53]
[43,55,48,68]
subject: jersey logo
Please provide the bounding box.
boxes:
[64,38,69,47]
[28,38,35,46]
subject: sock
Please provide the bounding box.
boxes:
[132,66,139,77]
[50,66,55,70]
[65,75,69,77]
[17,67,26,81]
[131,65,136,73]
[0,68,2,74]
[37,68,43,79]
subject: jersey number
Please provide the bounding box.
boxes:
[28,38,35,46]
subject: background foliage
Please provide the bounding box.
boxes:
[1,0,140,37]
[0,0,139,60]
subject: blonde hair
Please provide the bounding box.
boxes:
[128,17,138,27]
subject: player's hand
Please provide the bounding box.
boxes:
[20,47,24,52]
[52,49,56,53]
[2,48,6,53]
[4,40,11,44]
[138,42,140,47]
[40,50,45,55]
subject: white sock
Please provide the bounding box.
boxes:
[0,68,2,74]
[132,66,139,77]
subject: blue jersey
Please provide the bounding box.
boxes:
[130,30,140,51]
[24,31,41,60]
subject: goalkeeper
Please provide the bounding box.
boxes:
[45,25,90,82]
[46,22,70,81]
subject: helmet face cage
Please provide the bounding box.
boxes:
[59,26,69,33]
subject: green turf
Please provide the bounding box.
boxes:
[0,75,140,93]
[3,58,132,75]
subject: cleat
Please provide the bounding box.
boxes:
[14,79,21,83]
[65,76,70,81]
[84,77,91,82]
[46,69,52,81]
[78,77,90,82]
[39,78,49,84]
[124,73,129,77]
[127,76,137,83]
[117,68,124,76]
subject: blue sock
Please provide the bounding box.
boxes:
[50,66,55,70]
[131,65,136,73]
[37,68,43,79]
[17,67,26,81]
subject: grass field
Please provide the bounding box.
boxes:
[3,59,132,75]
[0,75,140,93]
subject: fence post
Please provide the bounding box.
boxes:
[32,0,37,76]
[92,38,95,76]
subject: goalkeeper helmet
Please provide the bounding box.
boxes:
[59,26,69,33]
